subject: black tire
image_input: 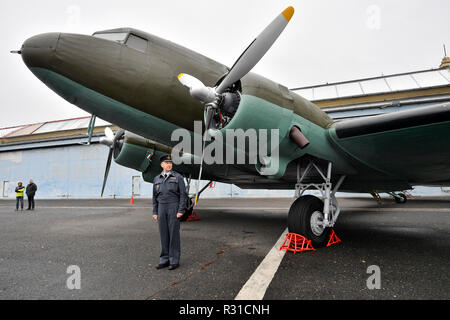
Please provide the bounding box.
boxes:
[179,197,194,222]
[288,195,330,248]
[394,193,407,204]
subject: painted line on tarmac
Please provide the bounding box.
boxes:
[235,227,288,300]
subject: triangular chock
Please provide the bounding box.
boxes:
[327,229,341,247]
[186,211,200,222]
[280,232,316,254]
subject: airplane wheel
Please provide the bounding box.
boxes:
[394,193,407,204]
[288,195,330,248]
[179,197,193,222]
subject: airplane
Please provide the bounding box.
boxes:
[13,6,450,247]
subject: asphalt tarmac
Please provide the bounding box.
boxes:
[0,197,448,300]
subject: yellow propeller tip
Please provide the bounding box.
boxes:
[282,6,294,22]
[177,73,184,79]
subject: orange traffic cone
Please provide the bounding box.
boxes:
[130,196,134,205]
[280,233,316,254]
[326,229,341,247]
[186,211,200,222]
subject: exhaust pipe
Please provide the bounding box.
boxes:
[289,126,309,149]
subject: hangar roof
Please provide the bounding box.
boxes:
[0,116,117,147]
[291,66,450,108]
[292,67,450,101]
[0,117,111,139]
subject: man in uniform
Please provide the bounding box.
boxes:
[152,154,186,270]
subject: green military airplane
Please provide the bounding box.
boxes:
[14,6,450,247]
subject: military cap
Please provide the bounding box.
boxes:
[159,154,173,163]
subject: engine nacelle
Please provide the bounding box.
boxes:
[112,131,174,182]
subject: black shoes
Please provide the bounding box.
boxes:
[155,263,179,270]
[155,262,170,269]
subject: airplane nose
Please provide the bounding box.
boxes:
[21,33,60,69]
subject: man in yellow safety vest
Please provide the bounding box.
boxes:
[15,182,25,211]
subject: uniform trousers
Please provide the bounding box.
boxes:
[157,202,181,265]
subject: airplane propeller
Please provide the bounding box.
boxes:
[99,127,125,197]
[177,6,295,206]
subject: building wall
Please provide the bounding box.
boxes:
[0,144,141,199]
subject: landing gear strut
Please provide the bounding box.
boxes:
[180,175,212,222]
[288,161,346,247]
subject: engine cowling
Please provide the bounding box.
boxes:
[112,130,173,182]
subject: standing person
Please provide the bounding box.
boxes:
[15,182,25,211]
[26,179,37,210]
[152,154,186,270]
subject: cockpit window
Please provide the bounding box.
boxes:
[125,34,148,53]
[93,32,128,43]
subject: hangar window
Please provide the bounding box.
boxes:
[125,34,148,53]
[93,32,128,44]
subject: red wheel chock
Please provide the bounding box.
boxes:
[280,233,316,254]
[186,211,200,222]
[326,229,341,247]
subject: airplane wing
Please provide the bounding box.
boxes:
[328,102,450,189]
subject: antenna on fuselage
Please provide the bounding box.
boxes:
[440,44,450,69]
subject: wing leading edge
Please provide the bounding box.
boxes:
[330,103,450,186]
[334,103,450,139]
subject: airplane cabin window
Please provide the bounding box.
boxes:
[126,34,148,53]
[93,32,128,43]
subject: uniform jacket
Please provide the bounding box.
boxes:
[152,171,186,215]
[26,183,37,196]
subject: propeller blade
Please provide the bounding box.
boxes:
[101,148,113,197]
[193,105,215,206]
[105,127,115,141]
[204,104,215,131]
[178,73,216,103]
[216,6,294,94]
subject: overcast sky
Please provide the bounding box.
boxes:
[1,0,449,127]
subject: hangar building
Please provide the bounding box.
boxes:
[1,59,449,200]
